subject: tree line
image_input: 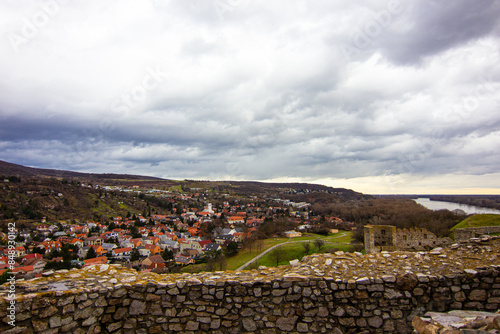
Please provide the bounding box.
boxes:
[312,197,465,239]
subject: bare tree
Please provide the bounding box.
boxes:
[243,236,256,252]
[314,238,324,251]
[216,253,227,271]
[205,250,227,272]
[303,242,311,254]
[270,247,286,266]
[205,259,216,272]
[255,239,264,252]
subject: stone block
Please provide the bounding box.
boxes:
[276,316,298,331]
[129,300,147,315]
[297,322,309,332]
[107,322,123,332]
[61,321,79,332]
[57,296,74,307]
[186,320,199,331]
[469,289,487,301]
[82,316,97,327]
[32,319,48,332]
[49,316,62,328]
[242,318,257,331]
[123,318,137,329]
[38,306,58,319]
[368,316,383,328]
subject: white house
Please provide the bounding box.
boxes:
[120,240,134,249]
[141,238,153,245]
[111,247,132,259]
[284,230,302,238]
[137,246,150,257]
[101,243,118,253]
[109,231,121,239]
[159,240,179,252]
[29,258,48,272]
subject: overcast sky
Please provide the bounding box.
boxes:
[1,1,500,194]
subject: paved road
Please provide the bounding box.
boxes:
[235,232,348,271]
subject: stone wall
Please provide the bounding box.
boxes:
[395,228,452,251]
[365,225,452,253]
[454,226,500,241]
[1,237,499,334]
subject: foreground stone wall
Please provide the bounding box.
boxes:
[1,237,499,334]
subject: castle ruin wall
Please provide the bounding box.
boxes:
[1,237,499,334]
[454,226,500,241]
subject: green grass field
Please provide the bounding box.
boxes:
[450,214,500,239]
[247,238,352,269]
[179,238,287,273]
[227,232,351,270]
[180,263,207,273]
[451,214,500,230]
[225,238,286,270]
[178,232,353,273]
[169,185,183,192]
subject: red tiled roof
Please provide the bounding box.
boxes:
[13,265,34,273]
[147,262,166,270]
[198,240,212,247]
[83,257,108,266]
[146,255,165,264]
[113,247,132,254]
[22,253,43,261]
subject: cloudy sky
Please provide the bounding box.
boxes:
[1,0,500,194]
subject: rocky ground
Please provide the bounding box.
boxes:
[413,310,500,333]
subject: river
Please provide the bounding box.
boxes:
[414,198,500,215]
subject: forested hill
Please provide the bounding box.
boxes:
[0,160,468,239]
[0,159,377,226]
[215,181,370,202]
[0,160,367,201]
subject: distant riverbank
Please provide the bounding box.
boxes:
[414,197,500,215]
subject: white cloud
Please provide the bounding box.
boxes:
[0,0,499,194]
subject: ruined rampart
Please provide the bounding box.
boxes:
[395,228,452,250]
[454,226,500,241]
[1,237,499,334]
[364,225,452,254]
[364,225,397,253]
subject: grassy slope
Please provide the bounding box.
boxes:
[451,214,500,230]
[249,233,352,269]
[180,232,352,274]
[228,232,352,270]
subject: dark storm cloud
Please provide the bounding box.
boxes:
[378,0,500,64]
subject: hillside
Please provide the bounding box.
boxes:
[451,214,500,230]
[0,177,169,223]
[207,180,369,202]
[0,160,365,198]
[0,160,370,225]
[0,159,164,182]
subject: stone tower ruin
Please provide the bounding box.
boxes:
[364,225,397,253]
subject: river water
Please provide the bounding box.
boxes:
[414,198,500,215]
